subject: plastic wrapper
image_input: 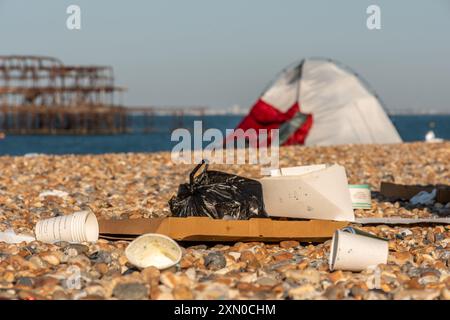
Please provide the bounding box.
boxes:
[169,161,267,220]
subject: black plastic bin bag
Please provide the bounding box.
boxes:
[169,160,267,220]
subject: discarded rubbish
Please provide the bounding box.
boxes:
[348,185,372,209]
[269,164,327,177]
[271,166,371,211]
[355,217,450,224]
[410,189,436,205]
[99,216,348,242]
[125,233,182,269]
[0,229,35,244]
[35,211,99,244]
[380,182,450,203]
[169,160,267,220]
[262,164,354,221]
[329,227,388,271]
[399,229,413,237]
[39,189,69,198]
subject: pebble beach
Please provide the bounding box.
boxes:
[0,141,449,300]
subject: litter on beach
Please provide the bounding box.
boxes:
[0,229,35,244]
[380,182,450,203]
[410,189,437,205]
[125,233,182,269]
[169,160,267,220]
[348,185,372,209]
[35,211,99,244]
[98,216,348,242]
[38,189,69,199]
[329,227,389,272]
[271,165,372,209]
[261,164,355,221]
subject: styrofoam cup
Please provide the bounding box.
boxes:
[329,229,388,271]
[125,233,182,270]
[35,211,99,243]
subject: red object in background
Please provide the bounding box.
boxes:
[283,113,313,146]
[232,99,312,146]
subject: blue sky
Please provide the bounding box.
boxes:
[1,0,449,113]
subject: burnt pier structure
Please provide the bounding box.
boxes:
[0,55,205,135]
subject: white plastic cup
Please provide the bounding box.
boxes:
[35,211,99,243]
[125,233,182,270]
[329,228,388,272]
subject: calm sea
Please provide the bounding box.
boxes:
[0,115,448,156]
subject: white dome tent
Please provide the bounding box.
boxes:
[234,58,402,146]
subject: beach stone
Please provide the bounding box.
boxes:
[256,276,279,287]
[406,266,422,278]
[17,291,43,300]
[364,291,388,300]
[285,269,321,285]
[52,290,71,300]
[240,250,257,263]
[160,272,191,289]
[420,268,441,278]
[323,284,346,300]
[273,252,294,262]
[85,285,107,298]
[405,278,423,290]
[95,263,109,275]
[179,255,194,268]
[81,294,106,300]
[68,255,91,268]
[228,252,241,261]
[118,255,128,266]
[435,233,445,242]
[389,251,413,266]
[34,276,60,288]
[204,252,226,270]
[54,241,70,248]
[121,267,139,276]
[40,252,60,266]
[173,285,193,300]
[441,288,450,300]
[188,245,207,250]
[419,275,439,286]
[29,256,46,269]
[2,271,15,283]
[112,282,148,300]
[240,273,258,283]
[195,283,230,300]
[64,244,89,256]
[280,241,299,249]
[350,285,367,299]
[15,277,34,288]
[394,289,440,300]
[141,266,160,285]
[328,270,348,284]
[89,251,112,264]
[288,284,320,300]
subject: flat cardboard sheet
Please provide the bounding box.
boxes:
[261,164,355,221]
[355,217,450,225]
[98,217,348,242]
[380,182,450,203]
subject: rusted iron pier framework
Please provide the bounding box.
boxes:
[0,56,207,135]
[0,55,126,134]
